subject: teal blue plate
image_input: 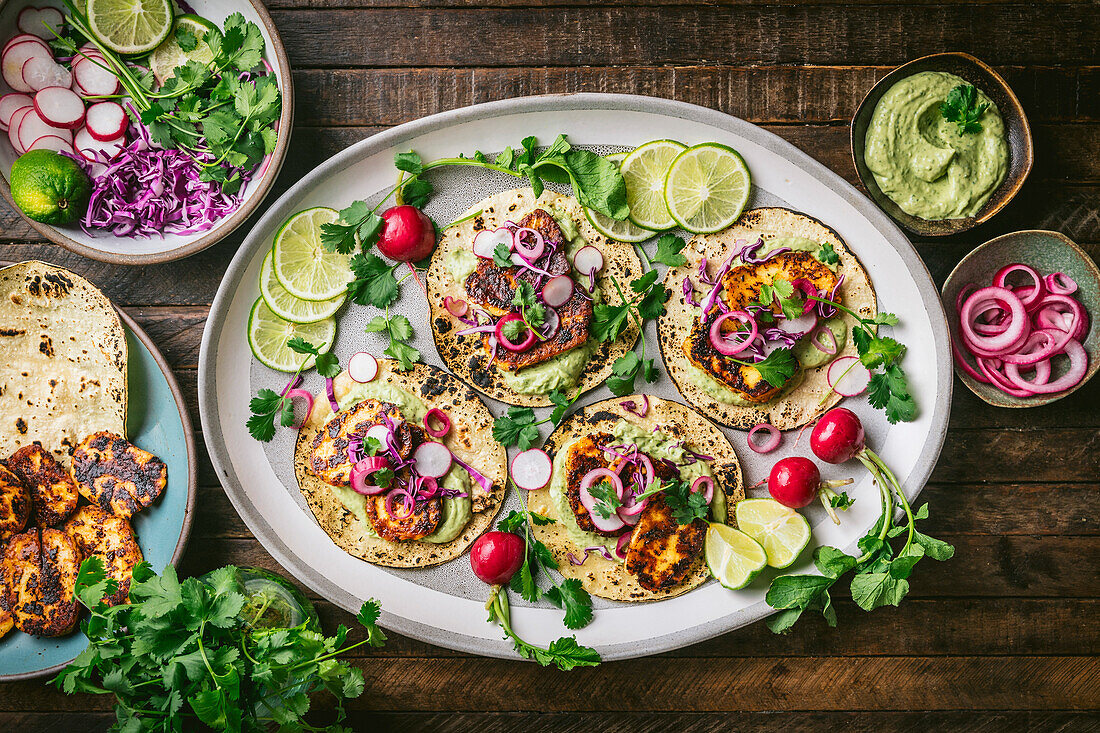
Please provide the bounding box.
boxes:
[0,309,196,681]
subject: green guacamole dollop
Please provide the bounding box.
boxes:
[864,71,1008,220]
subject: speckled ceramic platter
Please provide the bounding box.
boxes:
[199,94,951,661]
[0,301,196,681]
[942,229,1099,407]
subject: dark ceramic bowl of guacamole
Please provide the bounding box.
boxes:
[851,52,1033,237]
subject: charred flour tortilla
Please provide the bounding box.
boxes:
[658,208,878,431]
[426,188,644,407]
[528,396,744,602]
[294,360,507,568]
[0,262,126,465]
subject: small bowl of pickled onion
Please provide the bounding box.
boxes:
[942,230,1099,408]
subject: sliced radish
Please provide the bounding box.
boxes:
[413,442,453,479]
[578,484,627,533]
[472,227,513,259]
[34,86,83,129]
[74,125,123,162]
[8,106,32,153]
[826,355,872,397]
[27,134,71,153]
[3,34,50,57]
[72,55,119,98]
[572,245,604,275]
[0,93,32,130]
[3,40,52,93]
[542,274,574,307]
[347,352,378,383]
[510,448,553,491]
[18,7,64,40]
[18,108,70,151]
[22,56,70,91]
[364,424,392,448]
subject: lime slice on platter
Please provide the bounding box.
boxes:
[663,142,751,234]
[259,250,346,324]
[271,207,352,302]
[734,498,812,569]
[150,14,219,84]
[619,139,686,231]
[247,298,336,373]
[583,152,656,243]
[85,0,175,55]
[705,523,768,590]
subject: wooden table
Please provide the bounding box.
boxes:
[2,1,1098,730]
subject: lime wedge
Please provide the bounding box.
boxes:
[619,139,686,231]
[663,143,751,234]
[734,498,812,569]
[705,523,768,590]
[259,250,346,324]
[247,298,336,372]
[86,0,174,55]
[150,14,219,84]
[583,152,654,243]
[271,207,352,302]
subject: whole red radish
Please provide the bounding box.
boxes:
[378,205,436,262]
[810,407,865,464]
[470,531,525,585]
[768,457,821,508]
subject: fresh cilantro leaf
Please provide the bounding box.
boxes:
[592,300,632,342]
[735,348,797,389]
[860,336,906,369]
[394,151,423,175]
[830,492,855,510]
[637,281,671,320]
[543,578,593,630]
[400,176,433,209]
[512,280,536,310]
[175,26,198,53]
[501,318,528,343]
[347,253,399,308]
[539,636,601,670]
[630,270,659,294]
[547,389,575,426]
[868,364,916,424]
[661,478,709,525]
[653,234,688,267]
[493,242,513,268]
[497,510,554,533]
[607,352,641,396]
[365,313,420,371]
[816,242,840,265]
[940,84,988,135]
[492,406,540,449]
[587,480,622,519]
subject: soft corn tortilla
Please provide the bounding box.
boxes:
[294,360,507,568]
[426,188,644,407]
[658,208,878,431]
[528,395,743,602]
[0,262,127,465]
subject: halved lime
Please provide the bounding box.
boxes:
[583,152,654,243]
[86,0,174,55]
[734,498,812,569]
[271,207,352,302]
[259,250,346,324]
[663,143,751,234]
[619,139,686,231]
[705,523,768,590]
[150,14,219,84]
[247,298,336,372]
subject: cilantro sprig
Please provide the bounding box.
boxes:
[595,271,671,396]
[940,84,989,135]
[365,309,421,371]
[247,339,338,442]
[492,389,579,449]
[54,558,386,731]
[633,477,710,525]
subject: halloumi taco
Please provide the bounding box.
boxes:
[426,188,644,407]
[527,396,743,602]
[294,360,507,568]
[658,207,878,430]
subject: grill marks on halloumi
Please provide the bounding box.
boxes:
[365,493,443,542]
[8,443,79,527]
[624,494,707,591]
[308,399,412,487]
[684,251,841,401]
[562,432,615,535]
[0,463,31,543]
[71,432,167,518]
[64,505,142,606]
[1,527,81,637]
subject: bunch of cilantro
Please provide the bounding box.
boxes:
[55,558,386,732]
[59,5,280,194]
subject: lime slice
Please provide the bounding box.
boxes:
[150,14,219,84]
[583,152,654,243]
[619,139,686,231]
[734,498,812,569]
[271,207,352,302]
[663,143,751,234]
[259,250,346,324]
[247,298,336,372]
[86,0,174,55]
[705,523,768,590]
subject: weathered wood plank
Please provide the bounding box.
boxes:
[267,6,1100,67]
[290,66,1100,125]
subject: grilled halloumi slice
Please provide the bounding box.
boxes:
[624,494,707,591]
[71,432,167,518]
[563,432,615,535]
[684,250,841,402]
[308,399,414,487]
[0,463,31,543]
[1,528,81,637]
[63,505,142,606]
[0,596,12,639]
[8,444,78,527]
[365,494,443,541]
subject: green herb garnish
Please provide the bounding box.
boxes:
[365,310,421,371]
[652,233,688,267]
[595,272,670,396]
[587,480,622,520]
[492,389,579,449]
[247,339,337,442]
[816,242,840,265]
[940,84,988,135]
[729,347,798,389]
